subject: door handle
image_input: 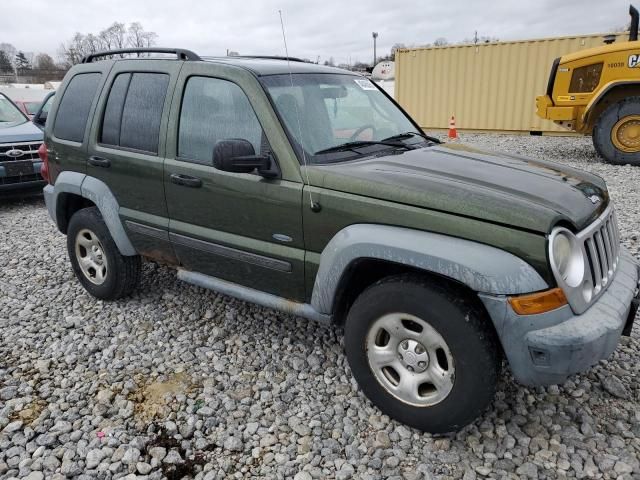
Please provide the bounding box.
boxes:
[170,173,202,188]
[88,156,111,168]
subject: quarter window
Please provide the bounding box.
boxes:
[178,76,263,164]
[100,72,169,154]
[54,73,102,142]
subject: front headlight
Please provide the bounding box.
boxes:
[549,228,584,288]
[569,63,603,93]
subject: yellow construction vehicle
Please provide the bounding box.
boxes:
[536,5,640,164]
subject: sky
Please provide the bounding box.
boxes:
[3,0,632,66]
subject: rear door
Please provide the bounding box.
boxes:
[164,64,306,300]
[48,62,112,181]
[86,60,181,263]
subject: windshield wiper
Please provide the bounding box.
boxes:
[382,131,440,143]
[314,140,411,155]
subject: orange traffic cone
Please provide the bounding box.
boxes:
[448,115,458,140]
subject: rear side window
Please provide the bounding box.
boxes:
[53,73,102,142]
[101,74,130,146]
[100,72,169,154]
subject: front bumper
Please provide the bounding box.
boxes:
[535,95,577,122]
[0,160,45,194]
[481,248,639,386]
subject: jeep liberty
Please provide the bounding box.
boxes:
[41,48,640,433]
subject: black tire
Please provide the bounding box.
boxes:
[67,207,141,300]
[344,275,501,433]
[593,96,640,165]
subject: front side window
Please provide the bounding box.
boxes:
[261,73,422,163]
[54,73,102,142]
[0,95,27,127]
[100,72,169,154]
[178,76,263,164]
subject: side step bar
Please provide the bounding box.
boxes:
[177,269,332,325]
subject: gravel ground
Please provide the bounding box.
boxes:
[1,133,639,480]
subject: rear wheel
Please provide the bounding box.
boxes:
[593,96,640,165]
[67,207,141,300]
[344,275,501,433]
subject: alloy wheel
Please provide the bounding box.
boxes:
[366,312,455,406]
[74,228,108,285]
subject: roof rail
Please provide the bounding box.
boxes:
[234,55,306,63]
[82,48,201,63]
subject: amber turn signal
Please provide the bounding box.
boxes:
[508,288,568,315]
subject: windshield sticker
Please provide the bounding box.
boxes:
[354,78,378,90]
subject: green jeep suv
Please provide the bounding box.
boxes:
[41,48,640,433]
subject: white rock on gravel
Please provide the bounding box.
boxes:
[85,449,103,469]
[0,134,639,478]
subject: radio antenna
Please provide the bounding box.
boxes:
[278,10,319,212]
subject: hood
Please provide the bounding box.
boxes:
[0,121,43,144]
[305,143,608,233]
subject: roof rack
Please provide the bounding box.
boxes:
[82,48,201,63]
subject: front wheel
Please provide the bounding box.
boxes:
[344,275,501,433]
[593,96,640,165]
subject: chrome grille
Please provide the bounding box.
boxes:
[580,207,620,297]
[0,141,42,161]
[551,204,622,314]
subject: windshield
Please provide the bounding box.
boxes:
[25,102,41,115]
[261,73,424,163]
[0,95,28,126]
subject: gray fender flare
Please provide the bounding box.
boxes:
[44,171,137,256]
[310,224,549,315]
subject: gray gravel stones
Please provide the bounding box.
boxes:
[223,435,244,452]
[599,373,630,399]
[0,386,17,401]
[1,134,639,478]
[84,449,103,469]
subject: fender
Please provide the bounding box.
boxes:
[582,80,640,123]
[43,172,137,256]
[310,224,549,315]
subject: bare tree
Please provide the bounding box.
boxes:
[323,56,335,67]
[59,22,158,65]
[104,22,127,50]
[58,32,87,67]
[127,22,159,56]
[0,50,13,74]
[127,22,145,48]
[433,38,449,47]
[0,43,17,70]
[85,34,103,54]
[390,43,405,60]
[34,53,57,70]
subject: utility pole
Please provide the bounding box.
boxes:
[372,32,378,68]
[474,30,479,45]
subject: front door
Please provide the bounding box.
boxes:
[164,68,305,301]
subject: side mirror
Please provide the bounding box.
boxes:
[32,92,54,131]
[212,138,278,178]
[32,110,48,129]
